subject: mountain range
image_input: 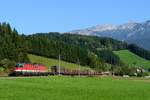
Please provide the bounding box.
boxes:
[70,20,150,51]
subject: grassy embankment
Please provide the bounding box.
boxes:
[28,54,90,70]
[114,50,150,68]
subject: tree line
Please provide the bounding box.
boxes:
[1,23,150,74]
[25,33,127,69]
[0,22,29,71]
[128,44,150,61]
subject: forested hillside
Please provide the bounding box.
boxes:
[24,32,150,70]
[0,22,29,71]
[25,33,129,68]
[1,23,150,72]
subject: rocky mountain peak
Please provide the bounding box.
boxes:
[118,22,137,30]
[144,20,150,26]
[69,20,150,50]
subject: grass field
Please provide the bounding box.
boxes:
[28,54,90,70]
[0,76,150,100]
[114,50,150,68]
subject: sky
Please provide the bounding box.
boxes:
[0,0,150,34]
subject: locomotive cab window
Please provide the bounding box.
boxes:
[16,63,23,67]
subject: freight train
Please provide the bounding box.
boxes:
[9,63,103,76]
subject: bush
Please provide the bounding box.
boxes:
[137,72,149,77]
[0,59,16,72]
[0,67,4,72]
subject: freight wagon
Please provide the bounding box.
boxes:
[51,66,102,76]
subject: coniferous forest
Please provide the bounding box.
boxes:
[0,23,29,70]
[1,23,150,72]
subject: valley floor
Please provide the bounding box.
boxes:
[0,76,150,100]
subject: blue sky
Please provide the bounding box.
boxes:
[0,0,150,34]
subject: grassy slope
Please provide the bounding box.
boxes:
[114,50,150,68]
[28,54,90,70]
[0,76,150,100]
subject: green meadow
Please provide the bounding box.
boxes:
[114,50,150,68]
[0,76,150,100]
[28,54,90,70]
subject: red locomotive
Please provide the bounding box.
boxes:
[10,63,49,76]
